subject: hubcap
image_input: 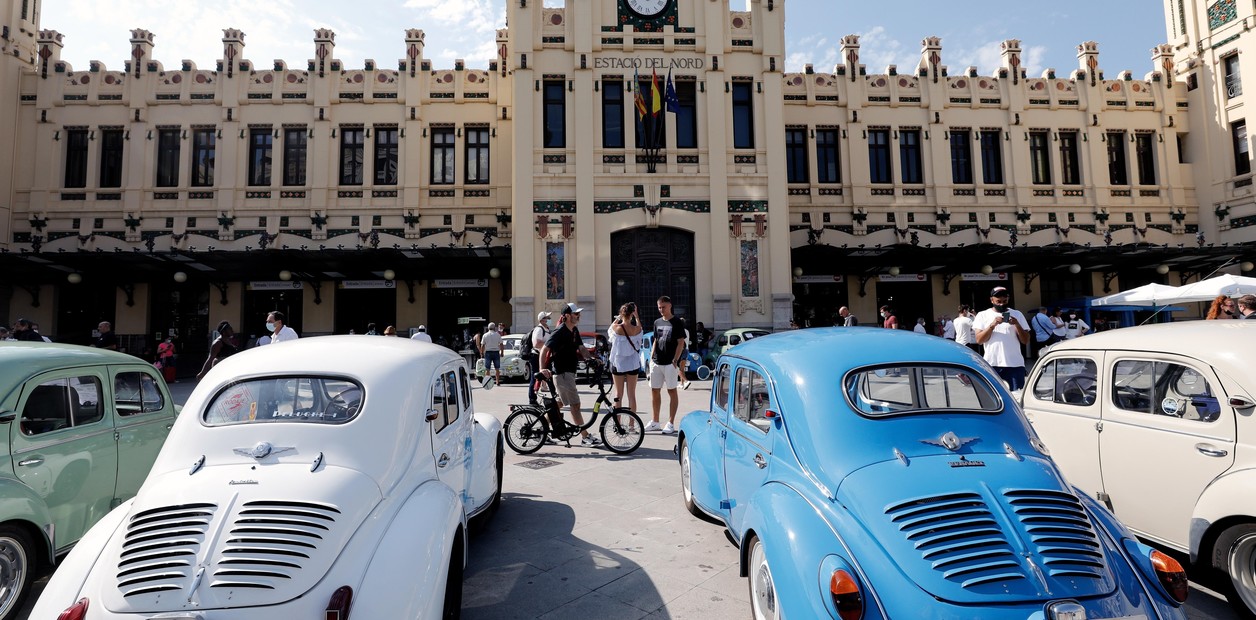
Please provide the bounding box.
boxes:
[1229,533,1256,613]
[681,447,692,501]
[0,537,28,615]
[750,542,776,620]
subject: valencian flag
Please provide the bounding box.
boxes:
[633,66,648,120]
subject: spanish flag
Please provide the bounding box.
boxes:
[651,69,662,115]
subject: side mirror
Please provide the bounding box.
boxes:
[425,408,441,422]
[481,377,496,391]
[0,411,14,424]
[1231,395,1255,409]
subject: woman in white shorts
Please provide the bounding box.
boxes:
[608,302,644,412]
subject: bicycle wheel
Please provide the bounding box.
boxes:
[504,408,549,455]
[599,408,644,454]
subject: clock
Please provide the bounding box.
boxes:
[625,0,669,18]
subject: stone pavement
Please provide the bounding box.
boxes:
[19,375,1240,619]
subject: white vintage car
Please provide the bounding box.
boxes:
[1021,321,1256,617]
[31,336,503,619]
[474,334,529,382]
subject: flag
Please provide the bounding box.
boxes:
[633,67,647,119]
[664,68,679,114]
[650,69,662,115]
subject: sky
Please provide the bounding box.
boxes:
[42,0,1168,79]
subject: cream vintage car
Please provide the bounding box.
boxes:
[1021,321,1256,618]
[31,336,503,619]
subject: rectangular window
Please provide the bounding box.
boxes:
[1135,133,1156,185]
[113,372,166,415]
[1225,54,1242,99]
[465,127,490,184]
[868,128,892,184]
[733,367,771,432]
[949,130,973,185]
[899,129,922,184]
[816,129,840,183]
[732,81,754,149]
[676,80,698,149]
[1060,131,1081,185]
[1234,121,1250,176]
[602,80,624,149]
[64,128,88,188]
[785,128,808,183]
[156,128,180,187]
[543,80,566,148]
[283,128,307,186]
[431,127,455,185]
[248,128,272,187]
[979,130,1003,184]
[339,127,364,185]
[374,127,399,185]
[1029,130,1051,185]
[191,128,215,187]
[1107,132,1129,185]
[99,128,124,188]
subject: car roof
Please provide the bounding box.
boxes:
[0,341,145,378]
[200,335,461,383]
[1044,320,1256,385]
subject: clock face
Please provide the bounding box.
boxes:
[626,0,669,18]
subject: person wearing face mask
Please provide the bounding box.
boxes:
[260,311,299,344]
[972,286,1031,391]
[1063,311,1090,339]
[879,305,898,329]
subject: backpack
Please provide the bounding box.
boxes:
[520,325,539,358]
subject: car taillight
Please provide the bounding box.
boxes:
[1150,550,1189,603]
[325,585,353,620]
[829,569,863,620]
[58,598,89,620]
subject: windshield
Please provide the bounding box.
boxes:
[845,365,1001,416]
[204,376,363,426]
[743,330,770,340]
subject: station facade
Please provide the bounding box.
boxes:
[1,0,1254,363]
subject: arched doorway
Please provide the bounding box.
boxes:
[611,227,696,328]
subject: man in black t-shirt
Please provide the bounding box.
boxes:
[539,303,601,446]
[93,321,119,350]
[646,296,686,435]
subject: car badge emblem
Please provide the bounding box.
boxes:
[921,431,978,452]
[233,442,295,459]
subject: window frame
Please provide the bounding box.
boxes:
[1059,130,1081,185]
[373,126,399,186]
[156,128,181,188]
[543,80,566,149]
[1029,130,1052,185]
[248,128,273,187]
[731,81,755,149]
[815,128,841,184]
[1108,132,1129,185]
[113,370,167,416]
[1135,132,1156,186]
[1031,358,1098,407]
[431,127,455,185]
[950,130,973,185]
[283,127,308,186]
[713,363,731,410]
[64,128,89,188]
[1225,53,1242,99]
[20,374,105,436]
[899,129,923,184]
[1234,120,1251,176]
[868,128,893,184]
[465,127,490,184]
[99,128,124,188]
[785,127,809,184]
[675,79,698,149]
[602,79,625,149]
[979,130,1003,184]
[190,128,216,188]
[732,367,771,433]
[339,127,365,186]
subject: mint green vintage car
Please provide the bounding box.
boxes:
[0,342,177,619]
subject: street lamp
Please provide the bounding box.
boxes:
[1243,261,1255,272]
[1068,264,1082,274]
[488,267,501,279]
[383,269,396,281]
[278,270,292,281]
[981,265,994,275]
[792,266,803,278]
[1156,264,1170,275]
[173,271,188,283]
[887,266,901,277]
[66,272,82,284]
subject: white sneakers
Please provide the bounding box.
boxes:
[581,435,602,446]
[642,420,676,434]
[662,422,676,435]
[643,421,662,432]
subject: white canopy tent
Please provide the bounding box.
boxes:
[1091,282,1182,307]
[1170,274,1256,303]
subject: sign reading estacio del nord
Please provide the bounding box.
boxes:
[592,56,706,70]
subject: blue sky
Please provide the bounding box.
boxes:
[43,0,1167,78]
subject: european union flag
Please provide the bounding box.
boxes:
[664,68,679,113]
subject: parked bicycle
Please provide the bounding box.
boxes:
[503,360,645,454]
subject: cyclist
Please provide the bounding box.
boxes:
[539,302,601,446]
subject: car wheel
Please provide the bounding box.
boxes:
[747,536,780,620]
[1214,524,1256,619]
[680,442,703,519]
[0,526,37,620]
[441,531,464,620]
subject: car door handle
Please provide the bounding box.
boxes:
[437,453,450,468]
[17,458,43,467]
[753,454,766,469]
[1195,443,1229,458]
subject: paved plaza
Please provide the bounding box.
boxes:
[18,374,1241,619]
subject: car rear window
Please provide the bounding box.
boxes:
[204,376,362,426]
[845,365,1002,416]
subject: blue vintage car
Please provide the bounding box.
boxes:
[678,328,1189,620]
[638,331,709,380]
